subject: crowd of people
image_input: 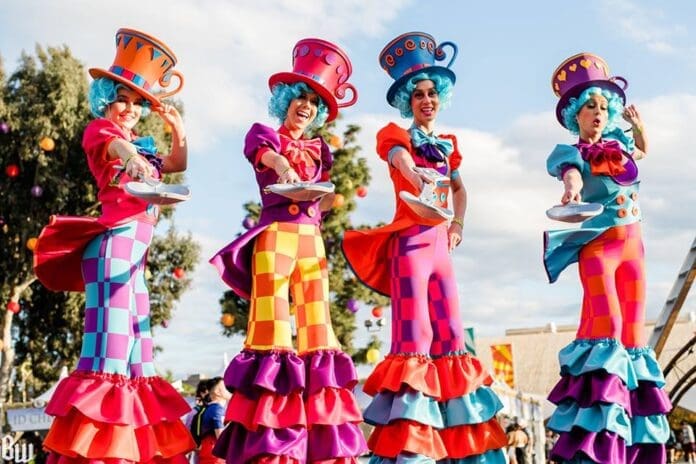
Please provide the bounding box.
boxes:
[30,25,677,464]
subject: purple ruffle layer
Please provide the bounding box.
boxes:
[627,442,666,464]
[630,381,672,416]
[303,350,359,395]
[213,422,306,464]
[548,371,631,413]
[551,429,625,463]
[308,423,368,461]
[224,350,305,398]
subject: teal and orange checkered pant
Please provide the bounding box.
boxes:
[576,222,646,348]
[245,221,340,353]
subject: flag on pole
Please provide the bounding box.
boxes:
[464,327,476,355]
[490,343,515,388]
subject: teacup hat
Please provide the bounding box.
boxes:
[268,38,357,122]
[551,52,627,128]
[378,32,457,107]
[89,28,184,106]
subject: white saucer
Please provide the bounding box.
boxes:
[400,191,454,222]
[546,202,604,223]
[125,181,192,205]
[265,181,335,202]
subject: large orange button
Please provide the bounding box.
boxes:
[616,195,626,205]
[617,208,627,218]
[307,206,316,217]
[288,204,300,216]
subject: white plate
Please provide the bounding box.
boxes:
[125,181,192,205]
[400,191,454,223]
[546,202,604,223]
[265,181,335,202]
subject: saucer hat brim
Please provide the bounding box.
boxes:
[89,68,164,107]
[268,72,339,122]
[555,79,626,128]
[386,66,456,108]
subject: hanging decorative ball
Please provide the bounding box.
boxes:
[356,186,368,198]
[173,267,185,279]
[0,122,9,134]
[6,301,20,314]
[371,306,383,318]
[162,319,170,328]
[26,237,38,251]
[39,137,55,152]
[221,313,235,327]
[30,185,44,198]
[366,348,380,364]
[347,298,358,313]
[5,164,19,178]
[329,134,343,149]
[332,193,345,208]
[242,216,257,230]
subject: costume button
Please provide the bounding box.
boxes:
[617,208,627,218]
[288,204,300,216]
[616,195,626,205]
[307,206,316,217]
[632,207,639,216]
[631,192,638,201]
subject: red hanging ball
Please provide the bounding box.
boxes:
[173,267,185,279]
[356,186,368,198]
[5,164,19,178]
[6,301,20,314]
[371,306,383,318]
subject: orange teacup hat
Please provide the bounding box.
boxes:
[89,28,184,107]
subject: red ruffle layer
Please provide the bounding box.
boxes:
[439,418,508,458]
[225,391,307,430]
[433,354,493,400]
[368,420,447,459]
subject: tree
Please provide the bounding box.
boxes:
[0,45,199,400]
[218,122,388,362]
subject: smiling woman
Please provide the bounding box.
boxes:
[209,38,366,464]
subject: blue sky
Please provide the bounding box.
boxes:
[1,0,694,384]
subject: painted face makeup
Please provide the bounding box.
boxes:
[411,80,439,127]
[104,86,146,131]
[576,93,609,141]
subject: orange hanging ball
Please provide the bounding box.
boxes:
[221,313,235,327]
[39,137,55,152]
[26,237,38,251]
[371,306,383,318]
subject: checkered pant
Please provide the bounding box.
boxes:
[245,221,340,353]
[76,220,156,377]
[576,223,646,348]
[388,224,465,355]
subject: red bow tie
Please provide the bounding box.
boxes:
[577,140,626,177]
[283,138,322,181]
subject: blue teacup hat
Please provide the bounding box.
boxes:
[378,31,458,106]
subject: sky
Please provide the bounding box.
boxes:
[1,0,695,387]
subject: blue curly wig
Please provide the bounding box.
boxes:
[88,77,151,118]
[390,72,454,119]
[561,86,624,135]
[268,82,329,130]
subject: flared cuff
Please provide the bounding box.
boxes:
[225,390,307,430]
[303,350,359,395]
[629,381,672,416]
[626,346,666,387]
[548,371,631,412]
[363,354,440,399]
[307,423,368,461]
[631,414,670,444]
[550,429,626,463]
[627,443,666,464]
[442,386,504,426]
[558,339,637,389]
[212,423,307,464]
[363,389,443,428]
[225,350,305,398]
[433,352,494,400]
[305,387,363,426]
[368,420,447,460]
[439,419,508,459]
[547,402,631,442]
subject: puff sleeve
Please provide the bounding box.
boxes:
[82,118,128,161]
[547,144,583,180]
[376,123,412,163]
[243,123,281,169]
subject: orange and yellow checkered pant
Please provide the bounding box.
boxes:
[576,222,646,348]
[245,221,341,353]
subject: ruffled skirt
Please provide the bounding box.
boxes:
[362,352,507,463]
[44,370,194,463]
[213,349,367,464]
[547,339,671,463]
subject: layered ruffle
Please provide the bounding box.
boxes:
[43,370,194,463]
[625,347,671,460]
[548,340,672,463]
[366,451,507,464]
[214,349,366,464]
[363,353,505,461]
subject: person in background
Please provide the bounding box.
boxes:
[683,421,696,464]
[198,377,231,464]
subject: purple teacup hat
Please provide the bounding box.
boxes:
[552,52,627,128]
[379,32,457,107]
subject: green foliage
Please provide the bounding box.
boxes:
[219,121,388,361]
[0,46,199,396]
